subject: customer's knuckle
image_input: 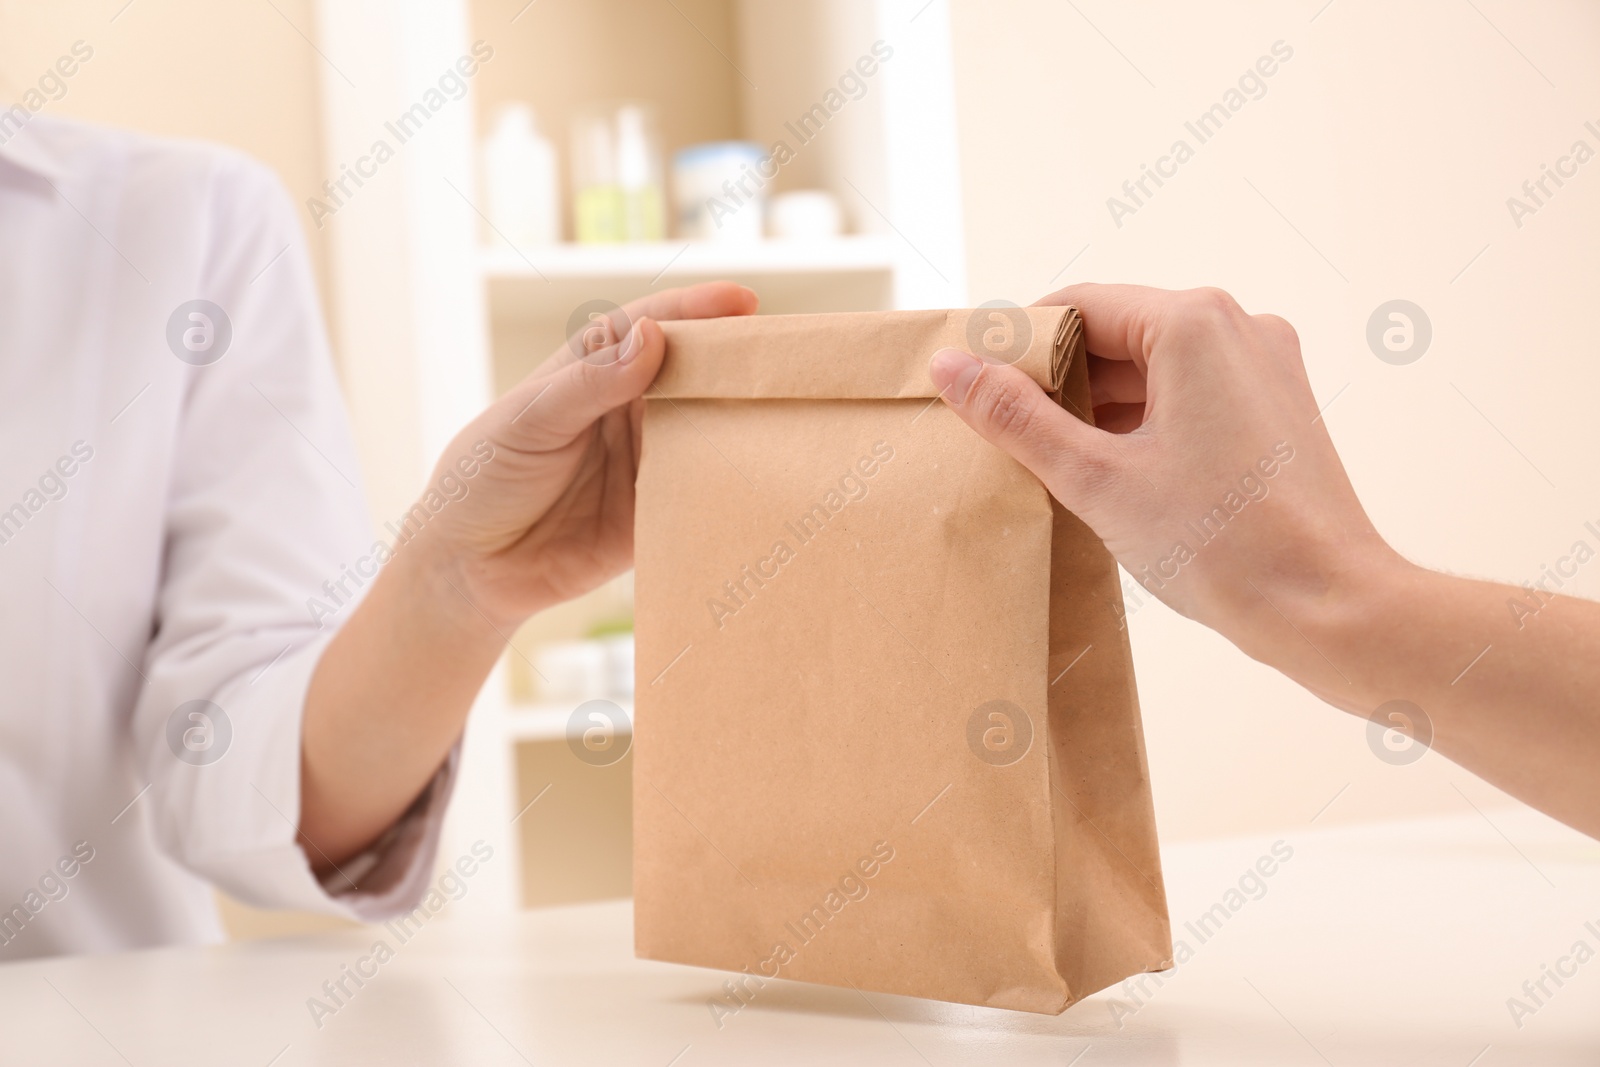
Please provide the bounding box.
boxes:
[1253,312,1299,348]
[1073,443,1122,494]
[978,377,1036,439]
[1186,286,1243,321]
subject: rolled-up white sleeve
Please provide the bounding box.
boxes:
[129,152,457,920]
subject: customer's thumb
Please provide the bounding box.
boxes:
[928,348,1110,514]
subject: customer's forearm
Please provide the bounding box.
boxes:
[298,539,504,869]
[1251,555,1600,836]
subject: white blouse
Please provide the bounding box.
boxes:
[0,115,453,961]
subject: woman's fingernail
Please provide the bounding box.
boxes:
[929,348,981,404]
[618,318,649,365]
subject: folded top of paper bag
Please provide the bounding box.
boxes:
[654,306,1082,400]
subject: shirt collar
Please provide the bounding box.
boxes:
[0,121,67,184]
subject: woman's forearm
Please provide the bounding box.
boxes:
[298,539,504,870]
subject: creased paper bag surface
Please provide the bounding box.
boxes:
[633,307,1170,1014]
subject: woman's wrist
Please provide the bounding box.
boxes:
[1222,541,1422,715]
[386,526,515,659]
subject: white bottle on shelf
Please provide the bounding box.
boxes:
[482,102,560,247]
[614,104,665,241]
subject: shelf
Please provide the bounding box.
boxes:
[480,235,897,281]
[503,699,635,742]
[319,0,970,914]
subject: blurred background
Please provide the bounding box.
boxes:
[4,0,1597,937]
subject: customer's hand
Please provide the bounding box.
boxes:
[929,283,1401,706]
[417,281,759,632]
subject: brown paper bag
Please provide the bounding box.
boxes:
[633,307,1171,1015]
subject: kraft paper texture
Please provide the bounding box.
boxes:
[633,307,1171,1014]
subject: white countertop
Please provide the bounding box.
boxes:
[3,809,1596,1065]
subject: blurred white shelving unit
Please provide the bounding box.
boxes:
[480,235,897,280]
[314,0,967,914]
[503,701,635,744]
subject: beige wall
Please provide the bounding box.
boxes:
[0,0,334,337]
[949,0,1600,837]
